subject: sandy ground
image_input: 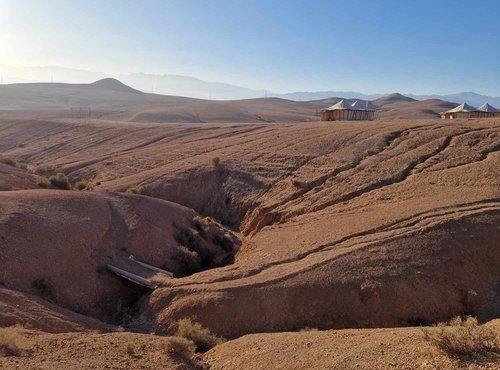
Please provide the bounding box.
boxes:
[0,328,205,369]
[205,320,500,370]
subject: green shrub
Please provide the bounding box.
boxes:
[176,318,224,352]
[423,316,498,358]
[49,173,71,190]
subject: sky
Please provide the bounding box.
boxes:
[1,0,500,95]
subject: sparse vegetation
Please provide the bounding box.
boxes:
[0,157,18,167]
[163,336,196,359]
[36,176,51,188]
[423,316,498,358]
[0,326,23,356]
[0,156,32,171]
[173,224,214,268]
[212,232,234,252]
[299,326,319,332]
[35,164,55,175]
[211,157,220,167]
[73,180,88,191]
[176,318,224,352]
[126,185,145,195]
[462,289,479,316]
[32,277,55,300]
[49,172,71,190]
[172,246,201,276]
[126,343,135,356]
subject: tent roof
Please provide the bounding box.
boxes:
[326,99,353,111]
[477,103,497,113]
[351,100,377,111]
[445,103,478,113]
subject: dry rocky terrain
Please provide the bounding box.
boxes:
[0,114,499,369]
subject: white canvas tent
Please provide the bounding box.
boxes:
[441,102,497,119]
[477,103,497,113]
[320,99,376,121]
[351,100,377,111]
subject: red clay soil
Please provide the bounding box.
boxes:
[0,287,108,333]
[0,327,206,369]
[0,117,499,368]
[205,319,500,370]
[0,189,235,320]
[0,163,40,191]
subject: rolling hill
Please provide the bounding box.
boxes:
[0,79,462,122]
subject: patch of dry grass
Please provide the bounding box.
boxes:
[49,172,71,190]
[163,336,196,359]
[423,316,498,358]
[177,318,224,352]
[211,157,220,167]
[36,176,51,188]
[0,326,25,356]
[126,185,145,195]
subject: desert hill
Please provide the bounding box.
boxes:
[0,115,499,368]
[373,92,417,105]
[0,79,458,121]
[1,117,499,328]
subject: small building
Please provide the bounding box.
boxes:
[441,103,479,119]
[320,99,376,121]
[441,103,498,119]
[477,103,498,118]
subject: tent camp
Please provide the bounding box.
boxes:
[441,103,498,119]
[441,103,479,119]
[477,103,498,117]
[320,100,376,121]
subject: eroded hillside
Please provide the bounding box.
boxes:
[0,117,499,368]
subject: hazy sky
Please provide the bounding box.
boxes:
[1,0,500,95]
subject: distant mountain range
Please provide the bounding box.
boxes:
[1,64,499,107]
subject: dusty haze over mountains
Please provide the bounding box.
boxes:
[2,64,500,106]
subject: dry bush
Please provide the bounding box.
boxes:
[299,326,319,332]
[211,157,220,167]
[0,157,32,171]
[423,316,498,358]
[172,246,201,276]
[32,277,55,300]
[126,342,135,356]
[36,176,51,188]
[177,318,224,352]
[35,164,55,175]
[73,180,88,191]
[163,336,196,359]
[0,157,18,167]
[49,172,71,190]
[0,326,23,356]
[126,185,145,195]
[173,224,215,268]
